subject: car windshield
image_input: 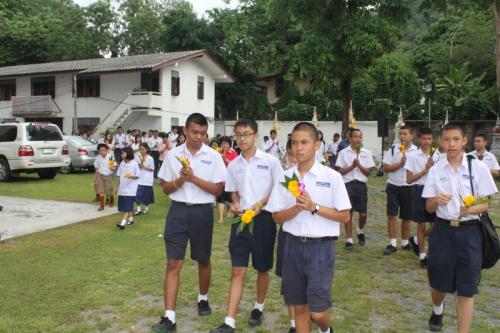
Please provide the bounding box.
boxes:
[67,137,94,146]
[26,124,63,141]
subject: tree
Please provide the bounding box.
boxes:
[85,0,119,57]
[270,0,410,130]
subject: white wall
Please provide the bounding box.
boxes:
[215,120,384,162]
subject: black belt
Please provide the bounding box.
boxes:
[435,217,480,227]
[290,235,338,242]
[347,180,366,184]
[172,200,211,206]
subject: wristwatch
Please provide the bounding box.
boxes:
[311,204,320,215]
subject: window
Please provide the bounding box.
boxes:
[0,126,17,142]
[0,79,16,101]
[141,71,160,92]
[171,71,180,96]
[31,76,55,98]
[77,117,100,133]
[197,76,204,100]
[77,76,100,97]
[26,124,63,141]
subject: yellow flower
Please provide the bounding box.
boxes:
[108,160,114,168]
[463,195,477,207]
[124,171,132,177]
[431,147,436,154]
[400,144,406,153]
[177,156,190,168]
[215,147,222,153]
[288,181,301,197]
[240,209,256,224]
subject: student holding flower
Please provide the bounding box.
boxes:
[134,143,155,216]
[115,147,140,230]
[422,123,497,333]
[335,128,375,251]
[467,133,500,178]
[210,119,284,333]
[267,122,351,333]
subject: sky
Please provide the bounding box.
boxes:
[73,0,239,17]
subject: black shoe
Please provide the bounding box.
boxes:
[248,308,264,326]
[401,243,412,251]
[209,323,235,333]
[428,310,443,331]
[408,236,420,257]
[357,232,366,246]
[0,205,3,211]
[197,300,212,316]
[288,328,296,333]
[420,257,428,268]
[383,244,397,255]
[135,210,143,216]
[345,242,354,251]
[152,316,176,333]
[116,223,125,230]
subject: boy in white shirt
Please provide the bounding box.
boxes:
[93,143,115,211]
[153,113,227,333]
[264,129,281,159]
[335,128,375,250]
[210,119,284,333]
[467,133,499,178]
[267,122,351,333]
[405,127,435,268]
[382,126,418,255]
[422,123,497,332]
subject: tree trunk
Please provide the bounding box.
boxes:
[491,3,500,115]
[340,77,352,132]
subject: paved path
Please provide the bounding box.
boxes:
[0,196,118,241]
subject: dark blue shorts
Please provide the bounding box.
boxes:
[136,185,155,205]
[427,221,481,297]
[412,185,435,223]
[281,235,335,312]
[228,211,277,272]
[118,195,135,212]
[275,225,288,278]
[164,201,214,261]
[346,180,368,213]
[386,184,413,219]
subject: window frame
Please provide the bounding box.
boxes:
[171,71,180,96]
[31,76,56,98]
[0,79,16,101]
[76,76,100,98]
[197,76,204,100]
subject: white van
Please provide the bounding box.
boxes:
[0,122,70,181]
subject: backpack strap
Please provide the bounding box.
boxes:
[466,155,475,196]
[391,145,395,156]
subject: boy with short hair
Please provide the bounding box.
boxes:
[405,127,435,267]
[93,143,115,211]
[210,119,284,333]
[152,113,227,333]
[468,133,499,178]
[422,122,497,332]
[382,125,418,255]
[335,128,375,250]
[264,129,281,159]
[267,122,351,333]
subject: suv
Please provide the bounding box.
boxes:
[0,122,70,181]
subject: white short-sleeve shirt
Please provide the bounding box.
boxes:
[264,138,281,159]
[315,141,326,162]
[225,149,284,210]
[432,150,446,163]
[266,161,352,237]
[94,153,114,176]
[116,160,140,196]
[157,143,227,204]
[135,154,155,186]
[326,140,339,154]
[113,133,129,149]
[467,150,500,172]
[382,143,418,186]
[422,154,497,221]
[335,145,375,183]
[405,149,432,186]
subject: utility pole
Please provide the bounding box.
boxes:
[73,74,78,135]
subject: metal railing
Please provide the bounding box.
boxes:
[11,95,62,116]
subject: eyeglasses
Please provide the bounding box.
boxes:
[234,132,255,141]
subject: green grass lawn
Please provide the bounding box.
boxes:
[0,172,499,333]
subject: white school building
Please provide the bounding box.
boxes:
[0,50,234,138]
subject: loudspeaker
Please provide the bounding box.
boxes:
[378,119,388,137]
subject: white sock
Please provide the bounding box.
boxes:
[390,239,397,247]
[433,303,444,315]
[254,302,264,312]
[413,235,419,245]
[119,219,127,226]
[346,238,353,244]
[127,216,133,222]
[224,316,236,328]
[198,293,208,302]
[401,239,409,246]
[419,253,426,260]
[165,310,176,323]
[356,228,364,235]
[144,206,149,212]
[290,320,296,328]
[136,206,141,212]
[319,327,331,333]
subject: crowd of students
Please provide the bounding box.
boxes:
[91,113,497,333]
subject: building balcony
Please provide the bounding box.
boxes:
[11,95,62,117]
[126,91,162,110]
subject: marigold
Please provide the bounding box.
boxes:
[462,195,477,207]
[400,144,406,153]
[177,156,190,168]
[241,209,255,224]
[431,147,436,154]
[124,171,132,177]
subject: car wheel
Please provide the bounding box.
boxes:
[60,164,72,174]
[0,158,11,182]
[38,168,57,180]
